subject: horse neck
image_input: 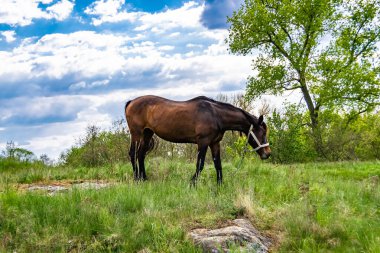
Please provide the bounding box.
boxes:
[219,107,252,133]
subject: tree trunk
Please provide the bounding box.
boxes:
[299,74,326,158]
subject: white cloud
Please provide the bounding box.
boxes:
[91,79,110,87]
[84,0,203,31]
[0,95,91,125]
[135,1,203,33]
[70,79,110,90]
[85,0,124,16]
[85,0,139,26]
[69,81,87,90]
[158,45,175,51]
[1,30,16,43]
[0,31,130,80]
[0,0,73,26]
[46,0,75,21]
[186,43,203,48]
[0,1,259,160]
[0,2,253,95]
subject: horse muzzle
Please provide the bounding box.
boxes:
[260,152,271,160]
[260,147,271,160]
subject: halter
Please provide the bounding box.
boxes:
[232,124,270,176]
[247,124,270,151]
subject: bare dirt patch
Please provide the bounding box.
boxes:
[17,180,114,195]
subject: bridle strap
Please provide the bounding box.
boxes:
[232,124,270,175]
[247,125,270,151]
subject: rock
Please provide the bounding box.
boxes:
[188,219,271,253]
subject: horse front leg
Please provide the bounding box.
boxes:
[191,144,207,186]
[210,142,223,185]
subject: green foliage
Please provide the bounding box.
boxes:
[225,135,248,158]
[266,104,380,162]
[317,110,380,160]
[267,104,317,163]
[60,120,131,167]
[0,141,48,171]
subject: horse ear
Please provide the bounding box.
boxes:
[258,115,264,125]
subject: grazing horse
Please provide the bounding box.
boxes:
[124,95,271,184]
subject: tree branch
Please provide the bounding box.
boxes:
[275,78,301,90]
[279,23,293,46]
[267,31,296,67]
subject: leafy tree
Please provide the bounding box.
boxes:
[1,141,35,162]
[12,148,35,162]
[227,0,380,154]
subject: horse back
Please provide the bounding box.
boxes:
[125,95,220,143]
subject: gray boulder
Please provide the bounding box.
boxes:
[188,218,271,253]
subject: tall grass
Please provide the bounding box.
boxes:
[0,159,379,252]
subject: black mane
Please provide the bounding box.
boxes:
[191,96,258,124]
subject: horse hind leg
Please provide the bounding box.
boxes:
[137,128,154,181]
[129,136,140,180]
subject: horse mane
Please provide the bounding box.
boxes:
[190,96,240,111]
[190,96,258,124]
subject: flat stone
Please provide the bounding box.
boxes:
[188,219,271,253]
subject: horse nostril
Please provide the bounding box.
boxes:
[267,153,271,158]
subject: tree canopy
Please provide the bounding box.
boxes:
[227,0,380,129]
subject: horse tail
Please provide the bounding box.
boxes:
[125,100,132,113]
[125,98,158,154]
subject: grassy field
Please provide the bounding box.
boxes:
[0,158,379,252]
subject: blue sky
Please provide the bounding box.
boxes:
[0,0,252,159]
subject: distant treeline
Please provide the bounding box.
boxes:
[1,95,379,169]
[0,141,50,170]
[59,94,380,167]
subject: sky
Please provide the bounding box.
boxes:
[0,0,262,160]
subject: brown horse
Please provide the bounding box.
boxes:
[125,95,271,184]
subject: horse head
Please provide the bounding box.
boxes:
[247,115,271,160]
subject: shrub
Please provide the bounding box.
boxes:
[267,104,317,163]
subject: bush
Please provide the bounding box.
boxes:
[266,105,380,163]
[0,141,48,171]
[267,104,317,163]
[318,111,380,161]
[60,120,131,167]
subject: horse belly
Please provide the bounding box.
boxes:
[152,123,197,143]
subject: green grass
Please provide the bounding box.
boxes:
[0,159,379,252]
